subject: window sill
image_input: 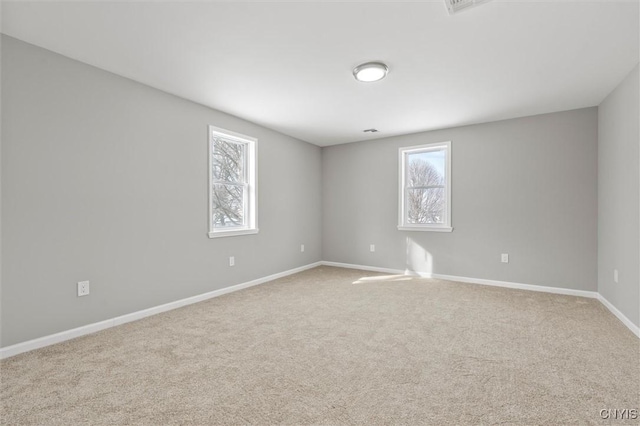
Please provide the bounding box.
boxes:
[208,228,259,239]
[397,226,453,233]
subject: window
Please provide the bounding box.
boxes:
[398,141,452,232]
[208,126,257,238]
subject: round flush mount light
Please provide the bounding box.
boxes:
[353,62,389,82]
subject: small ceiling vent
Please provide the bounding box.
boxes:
[444,0,492,15]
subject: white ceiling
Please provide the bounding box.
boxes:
[2,0,638,146]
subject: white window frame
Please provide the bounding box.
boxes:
[398,141,453,232]
[208,125,258,238]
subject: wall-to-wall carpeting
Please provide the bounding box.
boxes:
[2,267,637,425]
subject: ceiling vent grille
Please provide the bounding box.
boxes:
[445,0,492,15]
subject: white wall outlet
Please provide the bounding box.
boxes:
[77,281,90,297]
[370,244,375,252]
[229,256,235,267]
[613,269,618,283]
[301,244,305,253]
[501,253,509,263]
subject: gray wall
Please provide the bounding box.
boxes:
[323,108,598,291]
[598,64,640,328]
[2,34,629,347]
[1,36,322,347]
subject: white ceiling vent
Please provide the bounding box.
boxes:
[445,0,492,15]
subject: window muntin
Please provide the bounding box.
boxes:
[209,126,257,238]
[399,142,452,232]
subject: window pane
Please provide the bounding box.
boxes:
[407,187,445,224]
[212,184,245,227]
[212,138,245,183]
[406,149,445,188]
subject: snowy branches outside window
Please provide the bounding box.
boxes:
[406,158,445,224]
[212,139,246,228]
[399,142,451,231]
[208,126,257,238]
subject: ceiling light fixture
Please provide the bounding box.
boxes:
[353,62,389,83]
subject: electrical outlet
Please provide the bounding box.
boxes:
[301,244,305,253]
[370,244,375,252]
[77,281,90,297]
[501,253,509,263]
[613,269,618,283]
[229,256,235,267]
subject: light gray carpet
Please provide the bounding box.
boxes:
[1,266,638,425]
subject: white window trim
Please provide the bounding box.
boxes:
[398,141,453,232]
[208,125,258,238]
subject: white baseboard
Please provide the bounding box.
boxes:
[432,272,598,298]
[597,294,640,338]
[322,261,404,276]
[3,260,637,359]
[322,261,640,337]
[321,261,598,298]
[0,262,322,359]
